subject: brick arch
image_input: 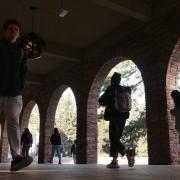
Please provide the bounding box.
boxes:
[44,85,77,162]
[20,100,39,132]
[87,57,144,163]
[166,38,180,164]
[20,100,41,161]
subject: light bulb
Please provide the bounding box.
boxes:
[59,8,68,18]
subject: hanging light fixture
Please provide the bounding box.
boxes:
[21,6,45,60]
[59,0,68,18]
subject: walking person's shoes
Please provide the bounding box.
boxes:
[10,155,33,171]
[48,160,52,163]
[126,148,135,167]
[107,160,120,168]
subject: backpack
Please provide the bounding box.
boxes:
[114,86,132,113]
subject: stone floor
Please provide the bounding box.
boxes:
[0,163,180,180]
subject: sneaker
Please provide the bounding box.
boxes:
[48,160,52,163]
[107,160,120,168]
[10,155,33,171]
[126,148,135,167]
[120,149,126,157]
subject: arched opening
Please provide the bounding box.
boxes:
[28,104,40,162]
[87,57,147,164]
[166,38,180,164]
[21,101,40,162]
[97,60,147,165]
[46,86,77,164]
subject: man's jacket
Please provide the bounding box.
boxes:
[0,38,27,96]
[50,134,62,145]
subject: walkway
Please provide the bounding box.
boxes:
[0,163,179,180]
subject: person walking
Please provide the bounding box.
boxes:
[71,140,77,164]
[0,19,33,171]
[99,72,132,168]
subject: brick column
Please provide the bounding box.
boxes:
[142,60,171,164]
[166,38,180,164]
[38,85,68,163]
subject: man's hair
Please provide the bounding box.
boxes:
[3,19,21,30]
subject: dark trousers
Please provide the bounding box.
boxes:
[50,145,62,163]
[109,117,126,158]
[22,144,31,158]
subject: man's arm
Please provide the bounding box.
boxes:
[19,50,28,90]
[98,87,111,106]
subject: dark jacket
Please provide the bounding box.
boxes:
[0,39,27,96]
[50,133,62,145]
[171,94,180,131]
[71,144,76,154]
[98,85,130,120]
[21,132,33,145]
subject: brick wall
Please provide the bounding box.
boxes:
[166,38,180,164]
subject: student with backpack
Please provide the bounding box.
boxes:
[98,72,133,168]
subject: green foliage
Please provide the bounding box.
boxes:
[121,109,146,151]
[55,88,77,156]
[137,135,148,157]
[97,120,109,154]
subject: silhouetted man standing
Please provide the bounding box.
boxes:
[21,128,33,158]
[49,128,62,164]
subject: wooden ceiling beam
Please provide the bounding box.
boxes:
[92,0,152,22]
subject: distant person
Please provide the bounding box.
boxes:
[98,72,133,168]
[0,19,32,171]
[49,128,62,164]
[71,140,77,164]
[171,90,180,142]
[35,144,39,156]
[21,128,33,158]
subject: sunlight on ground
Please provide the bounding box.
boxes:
[98,156,148,165]
[34,156,148,165]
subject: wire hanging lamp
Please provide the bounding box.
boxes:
[59,0,68,18]
[21,6,45,60]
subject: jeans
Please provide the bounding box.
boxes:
[50,145,62,163]
[0,96,22,158]
[72,153,76,164]
[22,143,31,158]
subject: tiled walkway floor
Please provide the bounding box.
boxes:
[0,163,179,180]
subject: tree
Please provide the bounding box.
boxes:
[55,88,77,156]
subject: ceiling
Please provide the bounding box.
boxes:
[0,0,173,78]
